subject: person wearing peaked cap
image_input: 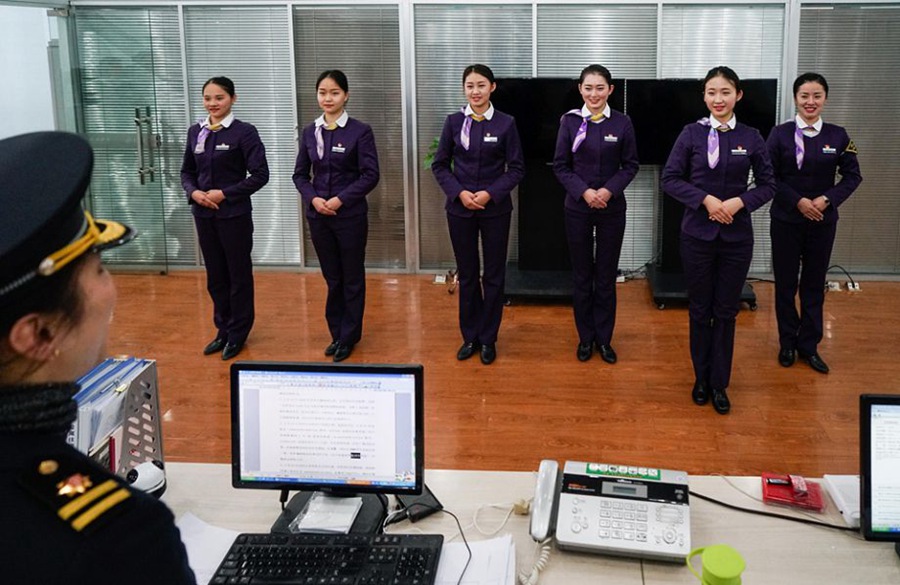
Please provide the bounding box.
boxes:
[0,132,196,584]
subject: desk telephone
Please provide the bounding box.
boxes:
[530,460,691,563]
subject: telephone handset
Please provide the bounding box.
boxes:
[520,460,559,585]
[529,459,560,541]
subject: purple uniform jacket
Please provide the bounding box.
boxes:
[662,122,775,242]
[180,119,269,219]
[552,109,639,214]
[431,109,526,218]
[293,118,380,220]
[766,122,861,224]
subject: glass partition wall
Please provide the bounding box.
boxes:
[35,1,900,275]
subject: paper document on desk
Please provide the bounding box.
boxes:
[176,512,241,585]
[434,533,515,585]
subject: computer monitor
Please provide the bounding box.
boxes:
[231,361,424,533]
[860,393,900,555]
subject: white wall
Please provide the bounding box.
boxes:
[0,6,55,140]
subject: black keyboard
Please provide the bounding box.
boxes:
[209,532,444,585]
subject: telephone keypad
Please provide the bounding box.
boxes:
[566,494,688,555]
[555,461,690,563]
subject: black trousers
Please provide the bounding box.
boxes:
[770,217,837,355]
[565,209,626,346]
[194,213,255,345]
[308,213,368,345]
[681,233,753,390]
[447,212,511,345]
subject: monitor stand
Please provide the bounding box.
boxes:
[271,491,387,535]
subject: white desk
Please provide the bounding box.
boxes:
[163,463,899,584]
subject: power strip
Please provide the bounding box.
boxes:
[826,281,841,292]
[846,282,860,291]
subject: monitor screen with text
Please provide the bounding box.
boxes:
[861,394,900,540]
[231,362,424,496]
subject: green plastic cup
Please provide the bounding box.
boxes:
[686,544,746,585]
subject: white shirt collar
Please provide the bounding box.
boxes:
[794,114,823,134]
[581,103,611,121]
[709,115,736,130]
[464,103,494,120]
[315,110,349,128]
[202,112,234,128]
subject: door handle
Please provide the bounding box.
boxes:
[144,106,156,183]
[134,107,147,185]
[134,106,156,184]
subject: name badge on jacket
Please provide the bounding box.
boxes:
[215,143,230,151]
[604,134,619,143]
[730,146,748,156]
[822,145,837,155]
[483,134,498,143]
[332,144,346,153]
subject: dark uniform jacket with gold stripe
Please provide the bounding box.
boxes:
[0,383,196,584]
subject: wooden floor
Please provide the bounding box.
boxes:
[107,270,897,477]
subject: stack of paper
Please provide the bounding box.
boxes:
[68,357,154,467]
[434,533,516,585]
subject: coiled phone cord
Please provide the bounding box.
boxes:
[517,537,552,585]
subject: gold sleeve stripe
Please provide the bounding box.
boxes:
[71,488,131,532]
[58,479,118,520]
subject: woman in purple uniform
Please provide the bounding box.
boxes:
[553,64,639,364]
[181,76,269,361]
[293,70,380,363]
[767,73,862,374]
[661,66,776,415]
[432,64,525,365]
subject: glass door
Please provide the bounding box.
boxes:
[71,6,187,270]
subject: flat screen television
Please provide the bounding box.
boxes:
[489,77,777,276]
[493,78,626,272]
[231,361,424,532]
[625,78,778,165]
[860,393,900,555]
[492,77,624,162]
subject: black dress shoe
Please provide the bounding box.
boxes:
[324,340,339,357]
[597,344,617,364]
[800,352,829,374]
[333,342,354,362]
[778,348,796,367]
[480,344,496,365]
[692,381,709,406]
[456,342,480,361]
[712,388,731,415]
[222,342,244,361]
[576,342,593,362]
[203,338,226,356]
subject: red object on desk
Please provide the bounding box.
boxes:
[108,435,117,473]
[761,473,826,512]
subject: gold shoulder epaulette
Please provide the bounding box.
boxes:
[18,453,132,533]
